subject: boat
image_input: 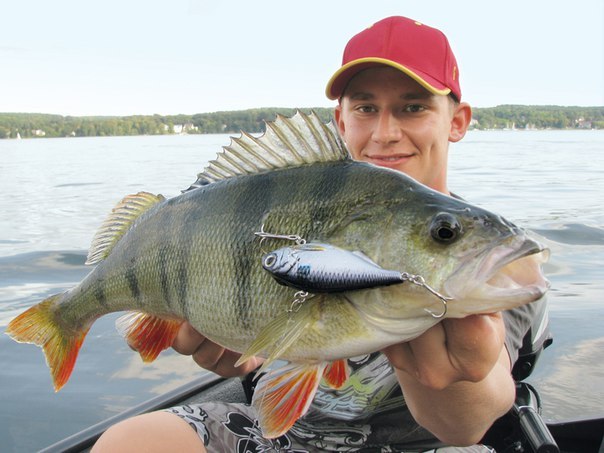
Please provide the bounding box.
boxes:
[37,374,604,452]
[38,301,604,453]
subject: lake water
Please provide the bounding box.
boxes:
[1,130,603,451]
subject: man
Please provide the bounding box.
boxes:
[94,16,537,452]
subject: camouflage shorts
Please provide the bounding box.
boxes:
[166,402,494,453]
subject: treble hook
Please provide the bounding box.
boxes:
[400,272,451,319]
[254,224,306,250]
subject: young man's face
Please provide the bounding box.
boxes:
[335,66,470,194]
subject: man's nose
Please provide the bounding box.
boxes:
[372,111,403,144]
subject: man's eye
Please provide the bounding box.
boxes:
[404,104,425,113]
[356,105,375,113]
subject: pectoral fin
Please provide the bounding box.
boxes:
[252,362,327,438]
[116,312,183,362]
[236,299,315,371]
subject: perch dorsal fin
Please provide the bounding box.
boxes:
[185,111,350,190]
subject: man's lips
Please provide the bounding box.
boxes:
[365,154,415,164]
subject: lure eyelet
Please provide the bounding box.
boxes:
[263,253,277,269]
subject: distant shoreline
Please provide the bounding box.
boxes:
[1,105,603,139]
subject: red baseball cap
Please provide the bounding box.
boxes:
[325,16,461,101]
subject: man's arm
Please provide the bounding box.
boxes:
[382,313,515,446]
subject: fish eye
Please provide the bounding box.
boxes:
[430,212,463,244]
[263,253,278,269]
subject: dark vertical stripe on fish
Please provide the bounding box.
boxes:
[158,243,173,310]
[93,284,109,310]
[174,202,192,320]
[309,163,350,234]
[161,198,191,320]
[177,254,189,318]
[125,267,142,304]
[233,173,275,330]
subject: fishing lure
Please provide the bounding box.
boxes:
[261,243,403,293]
[261,243,450,318]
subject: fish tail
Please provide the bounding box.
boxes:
[5,293,90,392]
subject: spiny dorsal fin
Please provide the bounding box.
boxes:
[186,110,349,190]
[86,192,165,265]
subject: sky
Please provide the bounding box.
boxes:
[1,0,602,116]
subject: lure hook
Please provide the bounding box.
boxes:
[254,224,306,252]
[400,272,451,319]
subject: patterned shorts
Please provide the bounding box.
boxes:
[165,402,495,453]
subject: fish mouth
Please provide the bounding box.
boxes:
[444,236,550,315]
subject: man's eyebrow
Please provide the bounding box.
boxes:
[346,91,435,101]
[347,91,374,100]
[400,91,434,101]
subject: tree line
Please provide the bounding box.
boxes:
[1,106,602,139]
[470,105,604,130]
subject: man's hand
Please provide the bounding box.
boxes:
[172,322,264,378]
[381,313,515,445]
[382,313,507,389]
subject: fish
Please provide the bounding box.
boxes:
[5,111,550,438]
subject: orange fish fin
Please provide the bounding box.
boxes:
[116,312,183,362]
[252,362,326,439]
[5,293,90,392]
[323,359,349,389]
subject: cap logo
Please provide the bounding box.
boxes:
[453,66,457,81]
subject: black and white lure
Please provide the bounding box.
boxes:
[261,243,404,293]
[261,243,450,318]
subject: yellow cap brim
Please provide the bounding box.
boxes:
[325,57,451,100]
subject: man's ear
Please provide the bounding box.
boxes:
[334,104,346,136]
[449,102,472,143]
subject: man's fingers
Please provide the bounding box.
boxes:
[172,322,205,355]
[192,345,262,377]
[171,321,264,378]
[382,314,507,389]
[191,338,227,371]
[381,342,415,375]
[212,351,263,377]
[384,323,458,390]
[441,314,506,381]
